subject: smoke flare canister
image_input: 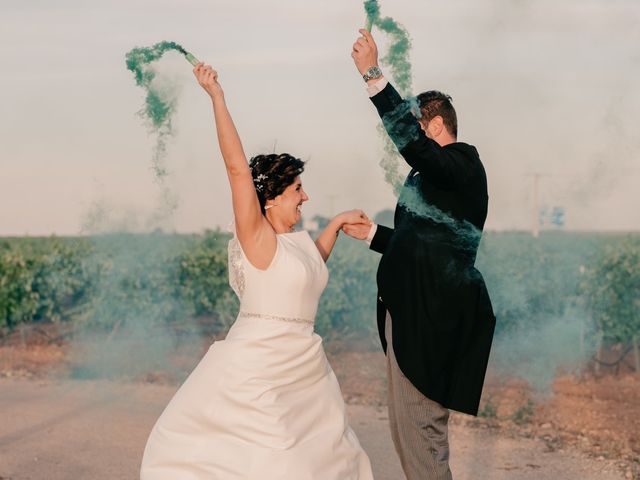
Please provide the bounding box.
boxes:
[364,0,378,32]
[365,17,373,32]
[184,52,200,66]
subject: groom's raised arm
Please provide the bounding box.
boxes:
[370,82,474,189]
[352,30,474,189]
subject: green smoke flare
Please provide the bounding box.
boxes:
[125,40,197,224]
[364,0,413,97]
[363,1,416,197]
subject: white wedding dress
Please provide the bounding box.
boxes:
[140,231,374,479]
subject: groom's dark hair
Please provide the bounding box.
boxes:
[249,153,305,214]
[417,90,458,138]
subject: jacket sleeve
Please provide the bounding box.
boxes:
[370,83,475,189]
[370,224,394,254]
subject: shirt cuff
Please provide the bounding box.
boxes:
[367,76,388,97]
[365,223,378,246]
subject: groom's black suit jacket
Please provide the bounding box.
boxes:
[370,82,496,415]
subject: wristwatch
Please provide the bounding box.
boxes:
[362,66,382,82]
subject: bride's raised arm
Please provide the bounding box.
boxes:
[193,64,276,266]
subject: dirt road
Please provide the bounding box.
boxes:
[0,378,625,480]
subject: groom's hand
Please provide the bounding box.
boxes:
[342,222,373,241]
[351,29,379,77]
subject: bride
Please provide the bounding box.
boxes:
[140,63,375,479]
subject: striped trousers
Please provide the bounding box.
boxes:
[385,311,453,480]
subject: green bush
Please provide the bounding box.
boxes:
[30,238,96,323]
[0,250,39,332]
[176,239,230,317]
[581,237,640,343]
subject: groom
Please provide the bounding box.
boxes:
[345,30,496,479]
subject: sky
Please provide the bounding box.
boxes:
[1,0,639,236]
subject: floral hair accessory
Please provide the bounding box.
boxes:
[253,173,268,192]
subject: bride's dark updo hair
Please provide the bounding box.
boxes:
[249,153,305,213]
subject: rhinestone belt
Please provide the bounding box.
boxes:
[239,311,314,325]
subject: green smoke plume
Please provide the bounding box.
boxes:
[399,185,482,252]
[125,41,190,181]
[125,41,189,129]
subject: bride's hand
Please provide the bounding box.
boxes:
[194,63,224,100]
[338,209,370,227]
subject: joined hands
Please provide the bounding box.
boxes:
[339,210,373,241]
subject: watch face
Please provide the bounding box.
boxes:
[367,66,381,78]
[363,66,382,82]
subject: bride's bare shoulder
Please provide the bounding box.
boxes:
[237,218,278,271]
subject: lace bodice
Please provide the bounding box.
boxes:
[228,231,329,323]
